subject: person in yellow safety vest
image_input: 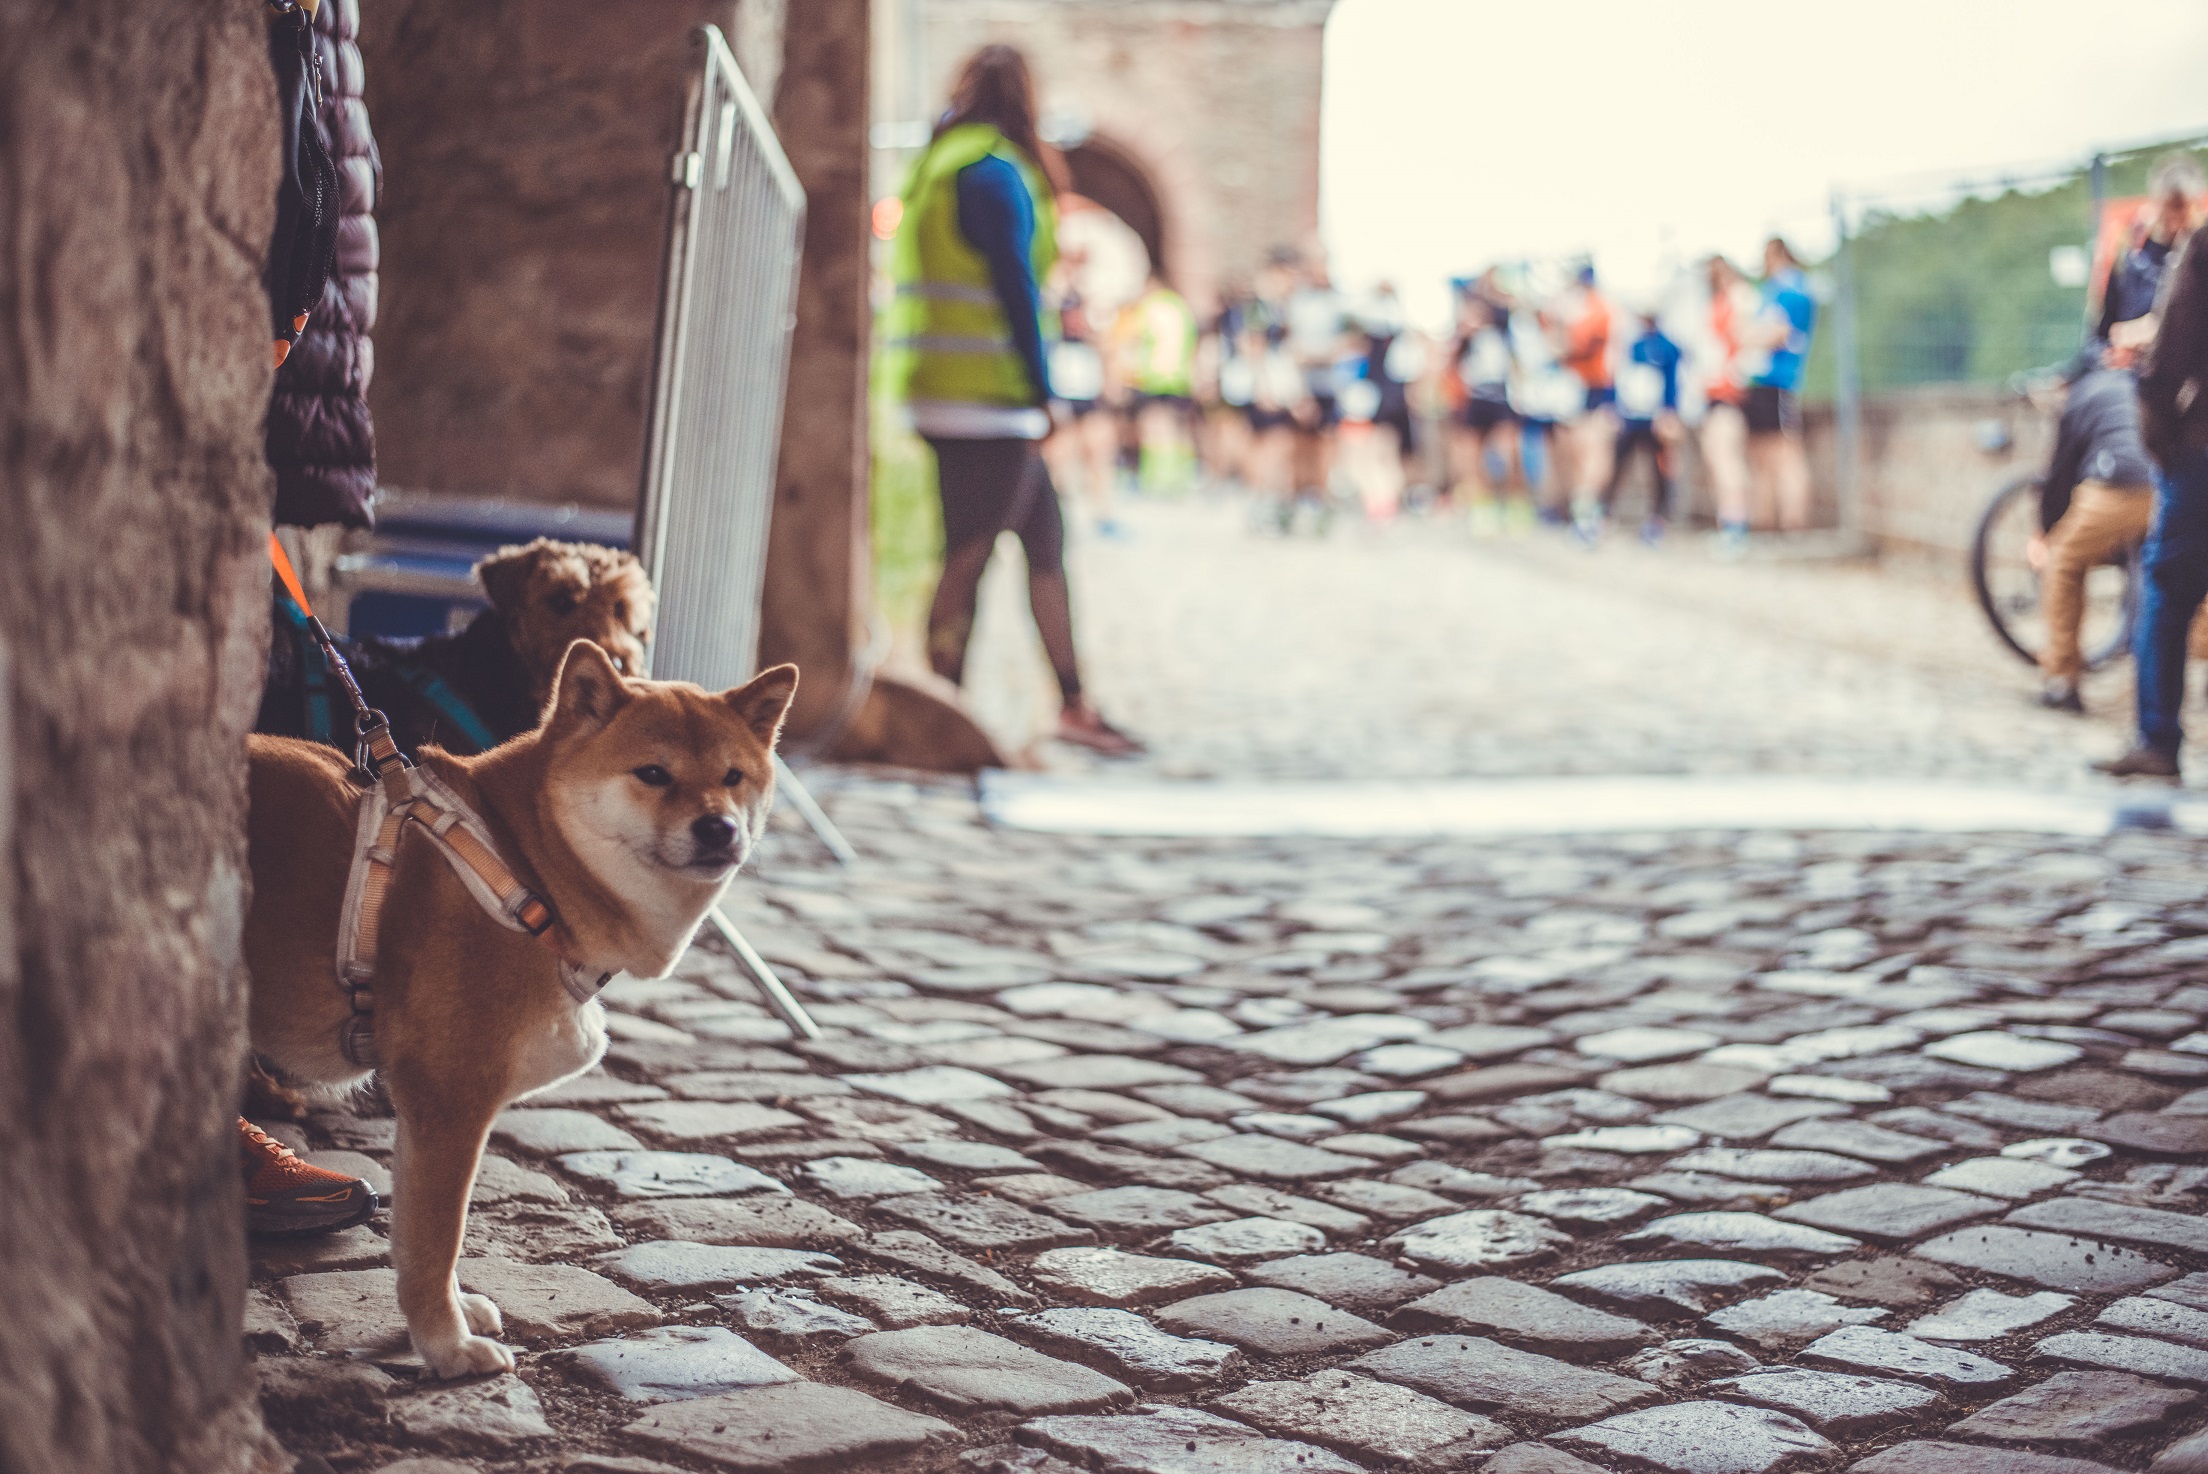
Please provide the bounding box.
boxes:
[886,46,1143,757]
[1127,272,1199,494]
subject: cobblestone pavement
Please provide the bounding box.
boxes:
[253,502,2208,1473]
[961,499,2146,786]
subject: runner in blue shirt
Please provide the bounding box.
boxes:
[1744,237,1816,531]
[1600,309,1683,543]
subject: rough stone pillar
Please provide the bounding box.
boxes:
[0,4,278,1471]
[759,0,874,739]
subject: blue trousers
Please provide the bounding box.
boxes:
[2134,446,2208,754]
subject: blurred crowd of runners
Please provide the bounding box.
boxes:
[1038,235,1820,556]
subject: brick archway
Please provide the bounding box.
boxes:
[1064,133,1168,284]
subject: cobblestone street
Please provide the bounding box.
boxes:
[256,504,2208,1474]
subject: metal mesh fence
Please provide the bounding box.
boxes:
[635,25,806,691]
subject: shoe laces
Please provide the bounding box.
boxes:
[239,1119,300,1165]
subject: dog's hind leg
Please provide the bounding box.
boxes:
[387,1079,513,1378]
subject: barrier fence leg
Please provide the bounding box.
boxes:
[705,904,823,1040]
[773,753,859,865]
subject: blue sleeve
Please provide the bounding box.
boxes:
[955,156,1051,403]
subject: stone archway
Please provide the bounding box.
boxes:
[1064,134,1169,284]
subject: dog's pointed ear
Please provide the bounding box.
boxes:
[726,664,798,745]
[546,640,630,733]
[474,539,551,615]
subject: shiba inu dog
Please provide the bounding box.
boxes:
[244,640,796,1377]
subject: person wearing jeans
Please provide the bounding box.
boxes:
[2035,356,2156,712]
[2100,214,2208,779]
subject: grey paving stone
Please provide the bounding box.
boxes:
[622,1380,956,1470]
[1776,1184,2003,1242]
[1767,1118,1948,1163]
[1157,1287,1395,1356]
[1630,1171,1796,1207]
[613,1100,804,1142]
[1205,1183,1370,1234]
[1553,1399,1832,1474]
[720,1287,875,1343]
[592,1241,840,1292]
[2155,1429,2208,1473]
[1242,1252,1440,1316]
[1867,1105,2004,1150]
[1013,1405,1361,1474]
[1132,1083,1265,1118]
[1210,1368,1511,1464]
[1552,1259,1786,1318]
[978,1171,1094,1206]
[893,1137,1041,1171]
[1600,1063,1772,1103]
[1309,1089,1428,1125]
[1941,1092,2104,1132]
[1429,1062,1595,1102]
[1034,1140,1231,1191]
[1653,1096,1848,1140]
[278,1266,409,1355]
[816,1273,970,1328]
[1667,1147,1878,1183]
[1028,1247,1235,1306]
[799,1155,942,1200]
[1543,1123,1703,1154]
[664,1068,851,1101]
[871,1191,1096,1252]
[557,1151,787,1199]
[1715,1367,1946,1438]
[1800,1256,1962,1308]
[1088,1116,1235,1150]
[2007,1195,2208,1255]
[1398,1276,1657,1357]
[1388,1161,1541,1198]
[605,1196,864,1248]
[1480,1446,1612,1474]
[846,1324,1135,1415]
[2002,1136,2114,1168]
[1703,1288,1888,1351]
[1384,1208,1573,1271]
[1231,1069,1390,1108]
[1423,1023,1559,1059]
[1949,1368,2197,1443]
[866,1227,1035,1305]
[494,1108,644,1155]
[456,1257,660,1340]
[470,1152,572,1205]
[242,1286,300,1354]
[1904,1288,2073,1341]
[2154,1272,2208,1311]
[1925,1031,2083,1072]
[1921,1156,2079,1199]
[1849,1440,2124,1474]
[1800,1325,2013,1385]
[1041,1186,1235,1233]
[1620,1337,1761,1390]
[1514,1187,1668,1226]
[1012,1306,1242,1390]
[1351,1334,1657,1421]
[2087,1111,2208,1155]
[463,1201,624,1264]
[1621,1211,1859,1260]
[2037,1330,2208,1385]
[995,1055,1202,1090]
[2101,1294,2208,1347]
[1311,1177,1455,1220]
[1392,1113,1515,1145]
[561,1325,798,1403]
[1173,1133,1366,1181]
[388,1376,553,1453]
[1168,1216,1325,1261]
[1913,1224,2178,1293]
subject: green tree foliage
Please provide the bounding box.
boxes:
[1803,142,2208,399]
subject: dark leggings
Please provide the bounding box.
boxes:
[923,436,1081,702]
[1604,419,1673,521]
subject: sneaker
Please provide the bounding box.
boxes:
[1639,517,1667,547]
[2093,745,2181,780]
[2038,679,2085,714]
[240,1117,377,1237]
[1714,523,1749,561]
[1055,702,1146,758]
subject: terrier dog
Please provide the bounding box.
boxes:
[245,641,795,1376]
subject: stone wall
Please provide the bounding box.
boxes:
[0,3,279,1469]
[361,0,789,509]
[1813,387,2055,557]
[902,0,1334,309]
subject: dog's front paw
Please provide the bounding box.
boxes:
[459,1292,504,1338]
[420,1332,516,1380]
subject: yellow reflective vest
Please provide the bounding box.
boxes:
[886,123,1058,409]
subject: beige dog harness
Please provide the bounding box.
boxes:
[335,721,613,1069]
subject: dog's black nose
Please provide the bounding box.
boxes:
[690,814,739,852]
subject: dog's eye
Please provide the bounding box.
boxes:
[615,599,629,623]
[549,590,580,617]
[633,765,673,787]
[723,768,747,787]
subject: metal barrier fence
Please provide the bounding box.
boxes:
[635,24,805,694]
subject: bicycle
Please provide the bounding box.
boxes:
[1968,372,2141,673]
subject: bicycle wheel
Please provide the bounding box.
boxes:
[1970,474,2137,671]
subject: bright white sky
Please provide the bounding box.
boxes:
[1321,0,2208,326]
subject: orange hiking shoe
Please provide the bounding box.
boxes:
[239,1117,377,1237]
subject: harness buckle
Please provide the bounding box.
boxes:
[514,895,555,936]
